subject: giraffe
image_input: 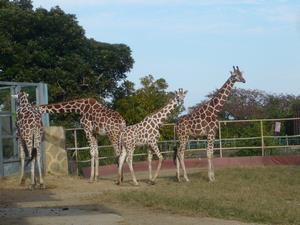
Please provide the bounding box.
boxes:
[38,98,126,182]
[13,91,45,189]
[175,66,245,182]
[117,88,187,186]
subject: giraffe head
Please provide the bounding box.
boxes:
[12,91,29,106]
[230,66,245,83]
[174,88,188,105]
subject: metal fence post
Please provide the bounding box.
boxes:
[0,118,3,177]
[173,123,176,147]
[260,120,265,156]
[218,121,223,158]
[74,129,79,176]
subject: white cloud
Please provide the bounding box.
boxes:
[259,5,300,24]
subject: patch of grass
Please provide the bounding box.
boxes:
[101,166,300,225]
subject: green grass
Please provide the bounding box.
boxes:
[102,166,300,225]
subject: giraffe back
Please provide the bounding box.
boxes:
[15,92,43,152]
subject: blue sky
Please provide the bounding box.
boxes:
[32,0,300,108]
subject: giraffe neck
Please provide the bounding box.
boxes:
[145,98,177,127]
[210,76,235,112]
[39,98,97,114]
[18,98,30,108]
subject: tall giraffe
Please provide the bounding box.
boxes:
[175,66,245,182]
[14,91,45,189]
[117,89,187,186]
[38,98,126,182]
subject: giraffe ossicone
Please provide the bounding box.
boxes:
[14,91,45,190]
[175,66,245,182]
[117,88,187,186]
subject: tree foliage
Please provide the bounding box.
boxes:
[193,88,300,121]
[0,0,134,102]
[113,75,183,126]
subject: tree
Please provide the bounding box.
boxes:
[113,75,183,126]
[0,0,134,103]
[189,88,300,140]
[192,88,267,120]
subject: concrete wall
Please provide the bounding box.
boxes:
[43,126,68,176]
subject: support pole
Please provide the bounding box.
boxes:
[173,123,177,152]
[0,118,3,177]
[74,129,79,176]
[218,121,223,158]
[260,120,265,156]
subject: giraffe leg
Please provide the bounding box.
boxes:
[126,151,139,186]
[176,156,181,182]
[36,153,45,189]
[29,158,36,190]
[19,148,26,186]
[207,132,215,182]
[35,133,45,189]
[86,132,97,183]
[147,149,153,181]
[95,146,99,182]
[150,143,163,184]
[178,146,190,182]
[175,138,189,182]
[117,147,126,185]
[112,141,124,182]
[90,154,95,183]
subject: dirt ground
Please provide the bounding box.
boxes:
[0,170,260,225]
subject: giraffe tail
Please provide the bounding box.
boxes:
[25,133,37,166]
[173,145,178,165]
[115,137,122,167]
[116,132,126,167]
[16,124,29,158]
[21,138,30,158]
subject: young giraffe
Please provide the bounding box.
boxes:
[14,91,45,189]
[117,88,187,186]
[175,66,245,182]
[38,98,126,182]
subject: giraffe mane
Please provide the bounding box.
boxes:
[143,96,175,120]
[39,97,103,106]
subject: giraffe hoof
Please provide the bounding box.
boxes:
[39,183,46,189]
[209,176,215,182]
[115,180,121,185]
[19,178,26,186]
[147,180,155,185]
[133,182,139,186]
[150,179,157,185]
[28,184,35,190]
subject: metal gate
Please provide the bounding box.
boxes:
[0,81,48,177]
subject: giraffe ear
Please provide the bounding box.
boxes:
[26,93,29,97]
[184,90,188,95]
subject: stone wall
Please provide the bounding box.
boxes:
[43,126,68,176]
